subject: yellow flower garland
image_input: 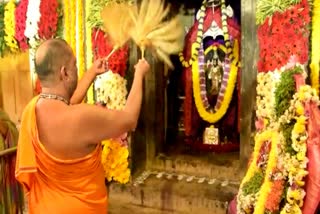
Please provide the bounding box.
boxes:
[237,130,272,212]
[76,0,85,79]
[254,131,278,214]
[4,0,18,53]
[70,0,76,54]
[101,139,130,184]
[63,0,70,44]
[85,0,94,104]
[310,0,320,95]
[192,39,239,123]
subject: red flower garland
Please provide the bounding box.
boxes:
[91,28,128,77]
[257,0,310,72]
[14,0,29,51]
[38,0,59,39]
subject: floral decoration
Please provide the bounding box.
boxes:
[24,0,41,48]
[0,3,6,57]
[4,0,19,53]
[257,0,310,73]
[94,70,128,109]
[101,139,130,184]
[256,0,301,25]
[14,0,28,51]
[310,0,320,95]
[38,0,59,40]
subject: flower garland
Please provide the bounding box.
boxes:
[256,0,301,25]
[38,0,59,40]
[254,131,280,214]
[14,0,28,51]
[257,0,310,73]
[237,130,274,213]
[178,1,206,68]
[278,85,319,214]
[94,70,127,109]
[192,40,239,123]
[96,71,130,183]
[238,66,311,214]
[63,0,70,43]
[101,139,130,184]
[0,3,6,57]
[310,0,320,95]
[85,0,94,104]
[24,0,41,49]
[70,0,76,54]
[4,0,19,53]
[76,0,85,79]
[255,70,281,130]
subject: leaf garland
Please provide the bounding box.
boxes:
[256,0,301,24]
[0,3,6,57]
[87,0,133,29]
[274,66,302,118]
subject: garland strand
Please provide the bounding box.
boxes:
[24,0,41,49]
[192,40,239,123]
[254,132,279,214]
[85,0,94,104]
[63,0,70,44]
[76,0,85,79]
[70,0,76,54]
[4,0,19,53]
[310,0,320,95]
[178,0,207,68]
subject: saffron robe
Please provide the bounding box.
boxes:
[15,97,107,214]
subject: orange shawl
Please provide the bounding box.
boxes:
[15,97,107,214]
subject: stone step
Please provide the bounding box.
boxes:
[150,153,242,181]
[109,172,239,214]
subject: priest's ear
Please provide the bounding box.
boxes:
[59,66,68,81]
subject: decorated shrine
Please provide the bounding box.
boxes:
[0,0,319,213]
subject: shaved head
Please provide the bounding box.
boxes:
[35,38,73,83]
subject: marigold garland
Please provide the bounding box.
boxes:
[310,0,320,95]
[254,131,279,214]
[63,0,70,43]
[85,0,94,104]
[101,139,130,184]
[70,0,76,54]
[4,0,19,53]
[192,40,239,123]
[76,0,85,79]
[237,130,272,213]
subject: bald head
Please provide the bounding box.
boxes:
[35,38,73,83]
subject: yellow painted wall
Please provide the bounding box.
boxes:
[0,52,34,124]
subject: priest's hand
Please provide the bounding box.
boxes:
[90,58,108,75]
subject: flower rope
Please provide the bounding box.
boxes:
[76,0,85,79]
[310,0,320,95]
[192,39,239,123]
[14,0,29,51]
[63,0,70,43]
[178,0,207,68]
[70,0,76,54]
[4,0,19,53]
[254,131,280,214]
[24,0,41,49]
[85,0,94,104]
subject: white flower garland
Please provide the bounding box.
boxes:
[94,71,127,110]
[24,0,41,48]
[256,70,280,122]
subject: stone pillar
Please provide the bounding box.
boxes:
[239,0,258,170]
